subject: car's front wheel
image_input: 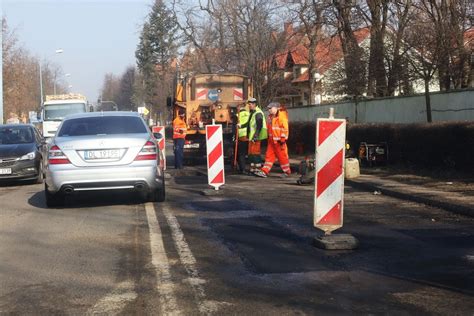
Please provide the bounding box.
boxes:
[45,183,64,207]
[35,161,44,184]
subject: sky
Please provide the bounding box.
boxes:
[3,0,152,103]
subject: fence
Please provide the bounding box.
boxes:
[287,89,474,123]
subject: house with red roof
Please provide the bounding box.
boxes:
[268,24,371,107]
[270,23,474,107]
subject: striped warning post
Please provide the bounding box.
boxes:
[314,118,346,233]
[206,124,225,190]
[152,126,166,170]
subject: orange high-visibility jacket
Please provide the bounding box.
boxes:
[173,117,187,139]
[268,110,289,144]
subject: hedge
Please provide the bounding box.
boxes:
[288,121,474,172]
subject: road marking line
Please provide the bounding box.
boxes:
[162,204,218,315]
[146,202,182,316]
[86,281,137,315]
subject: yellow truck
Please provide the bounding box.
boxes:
[170,73,253,161]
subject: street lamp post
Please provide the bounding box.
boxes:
[54,72,70,94]
[39,49,64,104]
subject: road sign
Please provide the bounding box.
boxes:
[152,126,166,171]
[233,88,243,101]
[314,118,346,234]
[207,89,219,102]
[197,88,208,100]
[29,111,39,123]
[205,124,225,190]
[138,106,149,116]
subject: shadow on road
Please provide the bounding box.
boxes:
[0,179,36,188]
[28,190,146,209]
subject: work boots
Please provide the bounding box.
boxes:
[253,169,267,178]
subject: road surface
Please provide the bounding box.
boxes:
[1,166,473,315]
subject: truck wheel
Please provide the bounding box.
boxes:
[45,184,64,207]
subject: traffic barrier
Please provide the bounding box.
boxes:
[205,124,225,190]
[152,126,166,170]
[314,115,346,234]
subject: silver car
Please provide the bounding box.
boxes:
[44,112,165,207]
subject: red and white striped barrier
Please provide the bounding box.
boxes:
[314,118,346,234]
[206,124,225,190]
[152,126,166,170]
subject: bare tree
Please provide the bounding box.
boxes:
[2,17,64,121]
[385,0,413,95]
[285,0,331,105]
[99,73,121,110]
[171,0,286,104]
[332,0,367,97]
[417,0,472,91]
[404,9,441,123]
[171,0,215,72]
[357,0,389,97]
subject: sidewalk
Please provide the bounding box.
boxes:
[287,157,474,218]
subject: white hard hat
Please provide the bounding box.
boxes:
[248,97,257,103]
[267,102,281,109]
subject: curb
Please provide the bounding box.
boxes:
[346,179,473,218]
[288,159,473,218]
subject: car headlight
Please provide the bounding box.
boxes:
[20,151,36,160]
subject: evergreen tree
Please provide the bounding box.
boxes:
[135,0,179,116]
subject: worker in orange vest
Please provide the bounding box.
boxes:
[173,109,187,169]
[255,102,291,177]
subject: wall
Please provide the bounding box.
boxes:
[287,89,474,123]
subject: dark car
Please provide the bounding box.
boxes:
[0,124,46,183]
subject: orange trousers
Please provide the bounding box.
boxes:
[261,141,291,175]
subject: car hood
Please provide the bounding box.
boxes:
[0,143,35,159]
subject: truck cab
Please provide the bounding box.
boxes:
[42,94,88,138]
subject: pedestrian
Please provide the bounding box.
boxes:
[172,109,187,169]
[246,98,267,175]
[255,102,291,178]
[236,105,250,174]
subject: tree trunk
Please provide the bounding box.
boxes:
[334,0,366,97]
[367,0,388,97]
[424,79,432,123]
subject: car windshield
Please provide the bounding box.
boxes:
[0,126,34,144]
[44,103,86,121]
[58,116,148,136]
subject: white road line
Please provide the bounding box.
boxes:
[86,281,137,316]
[162,204,219,315]
[145,202,182,316]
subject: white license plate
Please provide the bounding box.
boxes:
[0,168,12,175]
[184,144,200,149]
[84,149,121,160]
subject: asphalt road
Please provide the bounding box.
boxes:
[1,164,473,315]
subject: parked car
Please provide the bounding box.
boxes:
[0,124,46,183]
[44,112,165,207]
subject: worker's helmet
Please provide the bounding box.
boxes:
[247,97,257,103]
[267,102,281,109]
